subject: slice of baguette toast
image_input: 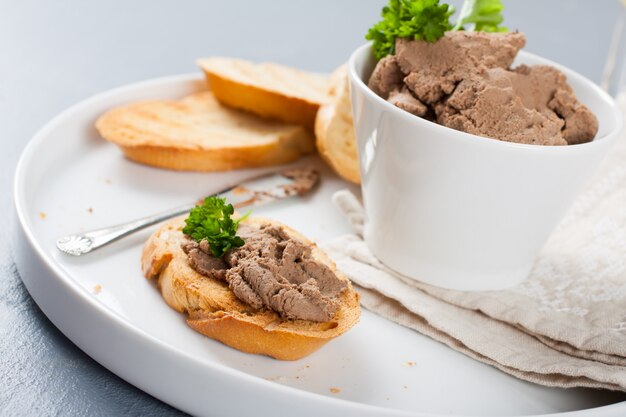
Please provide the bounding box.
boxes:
[95,91,315,172]
[142,216,361,360]
[197,57,329,129]
[315,65,361,184]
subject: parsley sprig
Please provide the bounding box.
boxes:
[366,0,507,60]
[366,0,454,59]
[183,196,249,258]
[452,0,507,32]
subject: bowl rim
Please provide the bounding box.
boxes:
[348,42,624,152]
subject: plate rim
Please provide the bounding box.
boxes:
[12,72,626,417]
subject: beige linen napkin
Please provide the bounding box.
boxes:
[322,113,626,391]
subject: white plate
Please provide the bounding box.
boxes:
[13,74,626,417]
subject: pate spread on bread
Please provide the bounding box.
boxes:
[183,222,347,322]
[142,216,360,360]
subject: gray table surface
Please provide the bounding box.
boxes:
[2,1,624,415]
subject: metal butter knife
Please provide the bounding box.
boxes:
[56,169,319,256]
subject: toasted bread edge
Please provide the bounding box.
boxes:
[203,71,321,130]
[95,94,316,172]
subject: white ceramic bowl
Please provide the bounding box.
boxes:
[348,43,624,291]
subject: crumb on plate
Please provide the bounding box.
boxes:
[265,376,286,382]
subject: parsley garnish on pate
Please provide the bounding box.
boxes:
[183,196,249,258]
[366,0,507,60]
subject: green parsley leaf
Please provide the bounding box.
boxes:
[366,0,454,60]
[452,0,507,32]
[365,0,508,60]
[182,196,249,258]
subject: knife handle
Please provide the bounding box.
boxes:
[55,203,196,256]
[55,169,317,256]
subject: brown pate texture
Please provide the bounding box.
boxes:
[182,223,347,322]
[368,31,598,145]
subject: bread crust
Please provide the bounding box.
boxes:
[198,58,330,130]
[314,66,361,184]
[96,91,315,172]
[142,216,360,360]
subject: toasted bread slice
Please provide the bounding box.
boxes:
[95,91,314,171]
[315,66,360,184]
[197,57,329,129]
[142,216,361,360]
